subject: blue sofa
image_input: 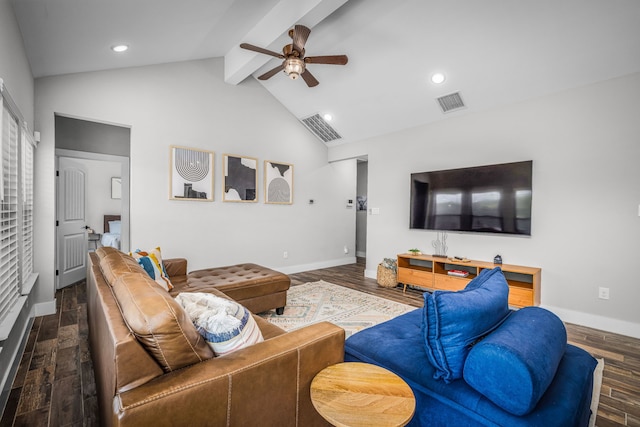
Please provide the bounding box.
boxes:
[344,268,597,426]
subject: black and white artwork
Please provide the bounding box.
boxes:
[223,154,258,202]
[264,160,293,204]
[170,146,214,201]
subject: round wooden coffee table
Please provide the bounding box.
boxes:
[310,362,415,427]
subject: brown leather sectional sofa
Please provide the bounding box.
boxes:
[87,247,344,426]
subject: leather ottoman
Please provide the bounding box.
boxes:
[170,263,290,314]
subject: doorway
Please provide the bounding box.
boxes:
[55,152,129,288]
[54,115,131,289]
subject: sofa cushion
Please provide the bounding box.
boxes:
[99,252,146,285]
[130,247,174,291]
[111,273,214,372]
[463,306,567,416]
[95,246,121,259]
[176,292,264,356]
[422,267,510,382]
[162,257,188,278]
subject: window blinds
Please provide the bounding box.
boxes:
[0,79,37,334]
[0,99,20,323]
[21,127,35,294]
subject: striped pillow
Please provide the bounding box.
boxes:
[175,292,264,357]
[130,247,173,291]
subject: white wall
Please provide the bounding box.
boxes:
[0,0,33,125]
[33,57,357,306]
[329,72,640,338]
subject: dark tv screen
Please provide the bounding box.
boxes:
[410,161,532,235]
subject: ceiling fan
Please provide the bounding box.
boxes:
[240,24,348,87]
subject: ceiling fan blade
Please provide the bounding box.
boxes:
[292,25,311,55]
[240,43,284,59]
[304,55,348,65]
[257,64,285,80]
[301,69,319,87]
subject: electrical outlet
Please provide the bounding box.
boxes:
[283,251,288,259]
[598,287,609,300]
[344,246,349,254]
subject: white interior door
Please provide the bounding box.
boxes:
[57,156,88,288]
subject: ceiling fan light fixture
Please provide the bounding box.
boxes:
[284,57,305,80]
[240,24,346,87]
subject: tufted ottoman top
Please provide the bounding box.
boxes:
[169,263,290,302]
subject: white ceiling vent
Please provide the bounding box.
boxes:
[301,114,342,143]
[436,92,466,113]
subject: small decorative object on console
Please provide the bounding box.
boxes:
[408,248,422,255]
[494,254,503,264]
[432,231,448,258]
[447,269,469,278]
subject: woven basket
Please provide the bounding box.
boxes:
[377,264,397,288]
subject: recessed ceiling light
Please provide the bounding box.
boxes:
[111,44,129,53]
[431,73,446,84]
[323,113,333,122]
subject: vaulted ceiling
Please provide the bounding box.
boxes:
[11,0,640,146]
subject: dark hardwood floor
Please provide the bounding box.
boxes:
[1,258,638,426]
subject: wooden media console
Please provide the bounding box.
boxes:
[397,253,541,307]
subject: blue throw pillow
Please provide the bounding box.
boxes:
[422,267,510,383]
[463,307,567,416]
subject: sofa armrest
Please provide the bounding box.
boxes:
[163,258,187,277]
[113,321,344,427]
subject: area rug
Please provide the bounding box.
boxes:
[259,280,416,338]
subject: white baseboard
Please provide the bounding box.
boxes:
[364,268,377,279]
[32,299,56,317]
[356,251,366,258]
[543,304,640,340]
[275,257,357,275]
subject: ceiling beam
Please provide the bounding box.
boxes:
[224,0,348,85]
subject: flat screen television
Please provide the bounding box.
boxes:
[410,160,532,235]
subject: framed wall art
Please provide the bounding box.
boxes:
[223,154,258,202]
[169,146,214,201]
[111,177,122,199]
[264,160,293,204]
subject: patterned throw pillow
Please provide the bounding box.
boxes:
[130,247,173,291]
[175,292,264,357]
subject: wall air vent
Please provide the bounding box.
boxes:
[301,114,342,143]
[436,92,466,113]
